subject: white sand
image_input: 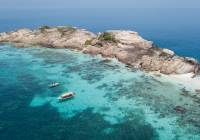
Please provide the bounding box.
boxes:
[152,72,200,92]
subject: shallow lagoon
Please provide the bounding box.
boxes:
[0,44,200,140]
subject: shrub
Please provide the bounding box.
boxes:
[57,26,76,37]
[39,25,51,32]
[98,32,115,42]
[85,40,92,46]
[57,26,76,32]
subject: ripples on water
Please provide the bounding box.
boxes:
[0,44,200,140]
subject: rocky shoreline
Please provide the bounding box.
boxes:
[0,26,199,76]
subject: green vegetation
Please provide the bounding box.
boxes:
[38,25,77,36]
[39,25,51,32]
[57,26,76,32]
[84,40,92,46]
[98,32,115,42]
[57,26,76,37]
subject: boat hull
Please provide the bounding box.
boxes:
[57,92,74,101]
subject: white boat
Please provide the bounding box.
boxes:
[49,82,60,88]
[57,92,75,101]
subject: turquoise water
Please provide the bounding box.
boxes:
[0,44,200,140]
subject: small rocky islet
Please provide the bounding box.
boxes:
[0,25,199,76]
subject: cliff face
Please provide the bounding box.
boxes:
[0,26,199,75]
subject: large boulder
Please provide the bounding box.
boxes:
[106,30,153,49]
[162,48,175,56]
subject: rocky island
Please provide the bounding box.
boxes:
[0,26,199,76]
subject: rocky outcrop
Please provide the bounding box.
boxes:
[0,26,199,75]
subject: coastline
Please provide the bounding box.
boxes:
[149,71,200,93]
[1,41,200,140]
[162,73,200,92]
[0,26,199,76]
[3,41,200,93]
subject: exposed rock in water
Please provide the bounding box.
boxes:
[0,26,199,75]
[174,106,187,114]
[181,88,190,97]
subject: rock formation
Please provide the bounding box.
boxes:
[0,26,199,75]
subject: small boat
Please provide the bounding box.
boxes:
[49,82,60,88]
[57,92,75,101]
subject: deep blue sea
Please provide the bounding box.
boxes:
[0,8,200,61]
[0,8,200,140]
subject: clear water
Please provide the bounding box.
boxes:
[0,7,200,140]
[0,44,200,140]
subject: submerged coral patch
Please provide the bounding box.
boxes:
[1,44,200,140]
